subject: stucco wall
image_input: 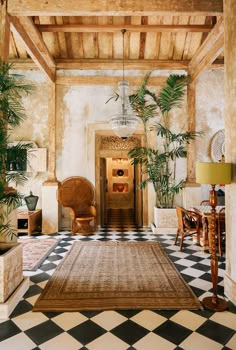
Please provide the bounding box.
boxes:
[10,71,49,210]
[10,69,224,229]
[196,70,225,200]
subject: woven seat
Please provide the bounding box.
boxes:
[57,176,96,234]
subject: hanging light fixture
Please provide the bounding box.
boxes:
[110,29,139,140]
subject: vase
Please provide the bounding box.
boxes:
[24,191,39,211]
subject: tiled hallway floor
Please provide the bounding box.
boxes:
[1,225,236,350]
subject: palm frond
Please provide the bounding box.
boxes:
[157,75,188,114]
[0,62,35,237]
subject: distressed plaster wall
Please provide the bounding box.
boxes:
[10,71,49,210]
[195,70,225,200]
[10,69,224,229]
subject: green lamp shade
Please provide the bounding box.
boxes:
[196,162,232,185]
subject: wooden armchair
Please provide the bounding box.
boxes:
[57,176,96,234]
[175,206,202,251]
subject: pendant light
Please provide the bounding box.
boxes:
[110,29,139,140]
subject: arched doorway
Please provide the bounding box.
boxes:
[95,133,148,228]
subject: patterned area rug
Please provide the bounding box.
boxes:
[18,238,60,271]
[33,241,202,311]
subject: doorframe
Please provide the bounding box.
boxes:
[95,131,148,227]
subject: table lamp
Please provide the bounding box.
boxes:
[196,162,232,311]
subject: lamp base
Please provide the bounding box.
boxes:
[202,296,228,311]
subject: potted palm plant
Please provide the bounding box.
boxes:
[128,73,200,229]
[0,62,34,306]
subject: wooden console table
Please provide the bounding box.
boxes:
[17,209,42,236]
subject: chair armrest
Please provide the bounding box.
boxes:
[89,205,96,216]
[68,207,76,220]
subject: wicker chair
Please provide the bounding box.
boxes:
[175,206,202,251]
[57,176,96,234]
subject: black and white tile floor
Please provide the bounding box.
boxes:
[1,224,236,350]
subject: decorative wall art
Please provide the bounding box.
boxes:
[210,129,225,162]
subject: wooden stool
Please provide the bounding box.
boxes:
[75,215,95,234]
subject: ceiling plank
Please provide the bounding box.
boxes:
[8,0,223,16]
[189,17,224,74]
[10,16,55,81]
[36,24,214,33]
[56,16,68,58]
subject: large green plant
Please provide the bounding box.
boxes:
[128,73,200,208]
[0,63,35,237]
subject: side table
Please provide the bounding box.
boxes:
[17,209,42,236]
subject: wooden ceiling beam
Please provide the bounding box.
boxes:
[10,16,55,81]
[56,75,169,86]
[36,24,214,33]
[17,16,55,68]
[8,0,223,16]
[9,58,224,71]
[190,35,224,82]
[57,58,189,70]
[189,17,224,81]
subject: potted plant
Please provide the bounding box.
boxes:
[128,73,200,230]
[0,62,34,307]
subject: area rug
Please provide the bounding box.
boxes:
[33,241,202,311]
[18,238,60,271]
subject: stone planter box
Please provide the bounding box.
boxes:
[153,207,178,234]
[0,243,23,303]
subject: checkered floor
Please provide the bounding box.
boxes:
[1,225,236,350]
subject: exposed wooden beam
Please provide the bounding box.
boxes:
[36,24,214,33]
[9,58,224,71]
[56,58,189,70]
[16,16,55,68]
[56,75,169,86]
[190,35,224,82]
[10,16,55,81]
[189,17,224,81]
[8,0,223,16]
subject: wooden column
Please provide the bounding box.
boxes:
[0,0,10,63]
[182,80,202,209]
[45,81,57,183]
[224,0,236,305]
[186,81,197,183]
[42,79,59,234]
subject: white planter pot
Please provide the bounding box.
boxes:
[0,243,23,303]
[153,207,178,234]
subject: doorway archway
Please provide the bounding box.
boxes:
[95,133,148,227]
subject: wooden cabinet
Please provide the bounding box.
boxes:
[17,209,42,236]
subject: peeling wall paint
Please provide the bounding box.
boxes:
[10,69,224,229]
[196,70,224,162]
[10,71,49,209]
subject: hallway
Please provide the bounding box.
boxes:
[0,227,236,349]
[106,208,137,231]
